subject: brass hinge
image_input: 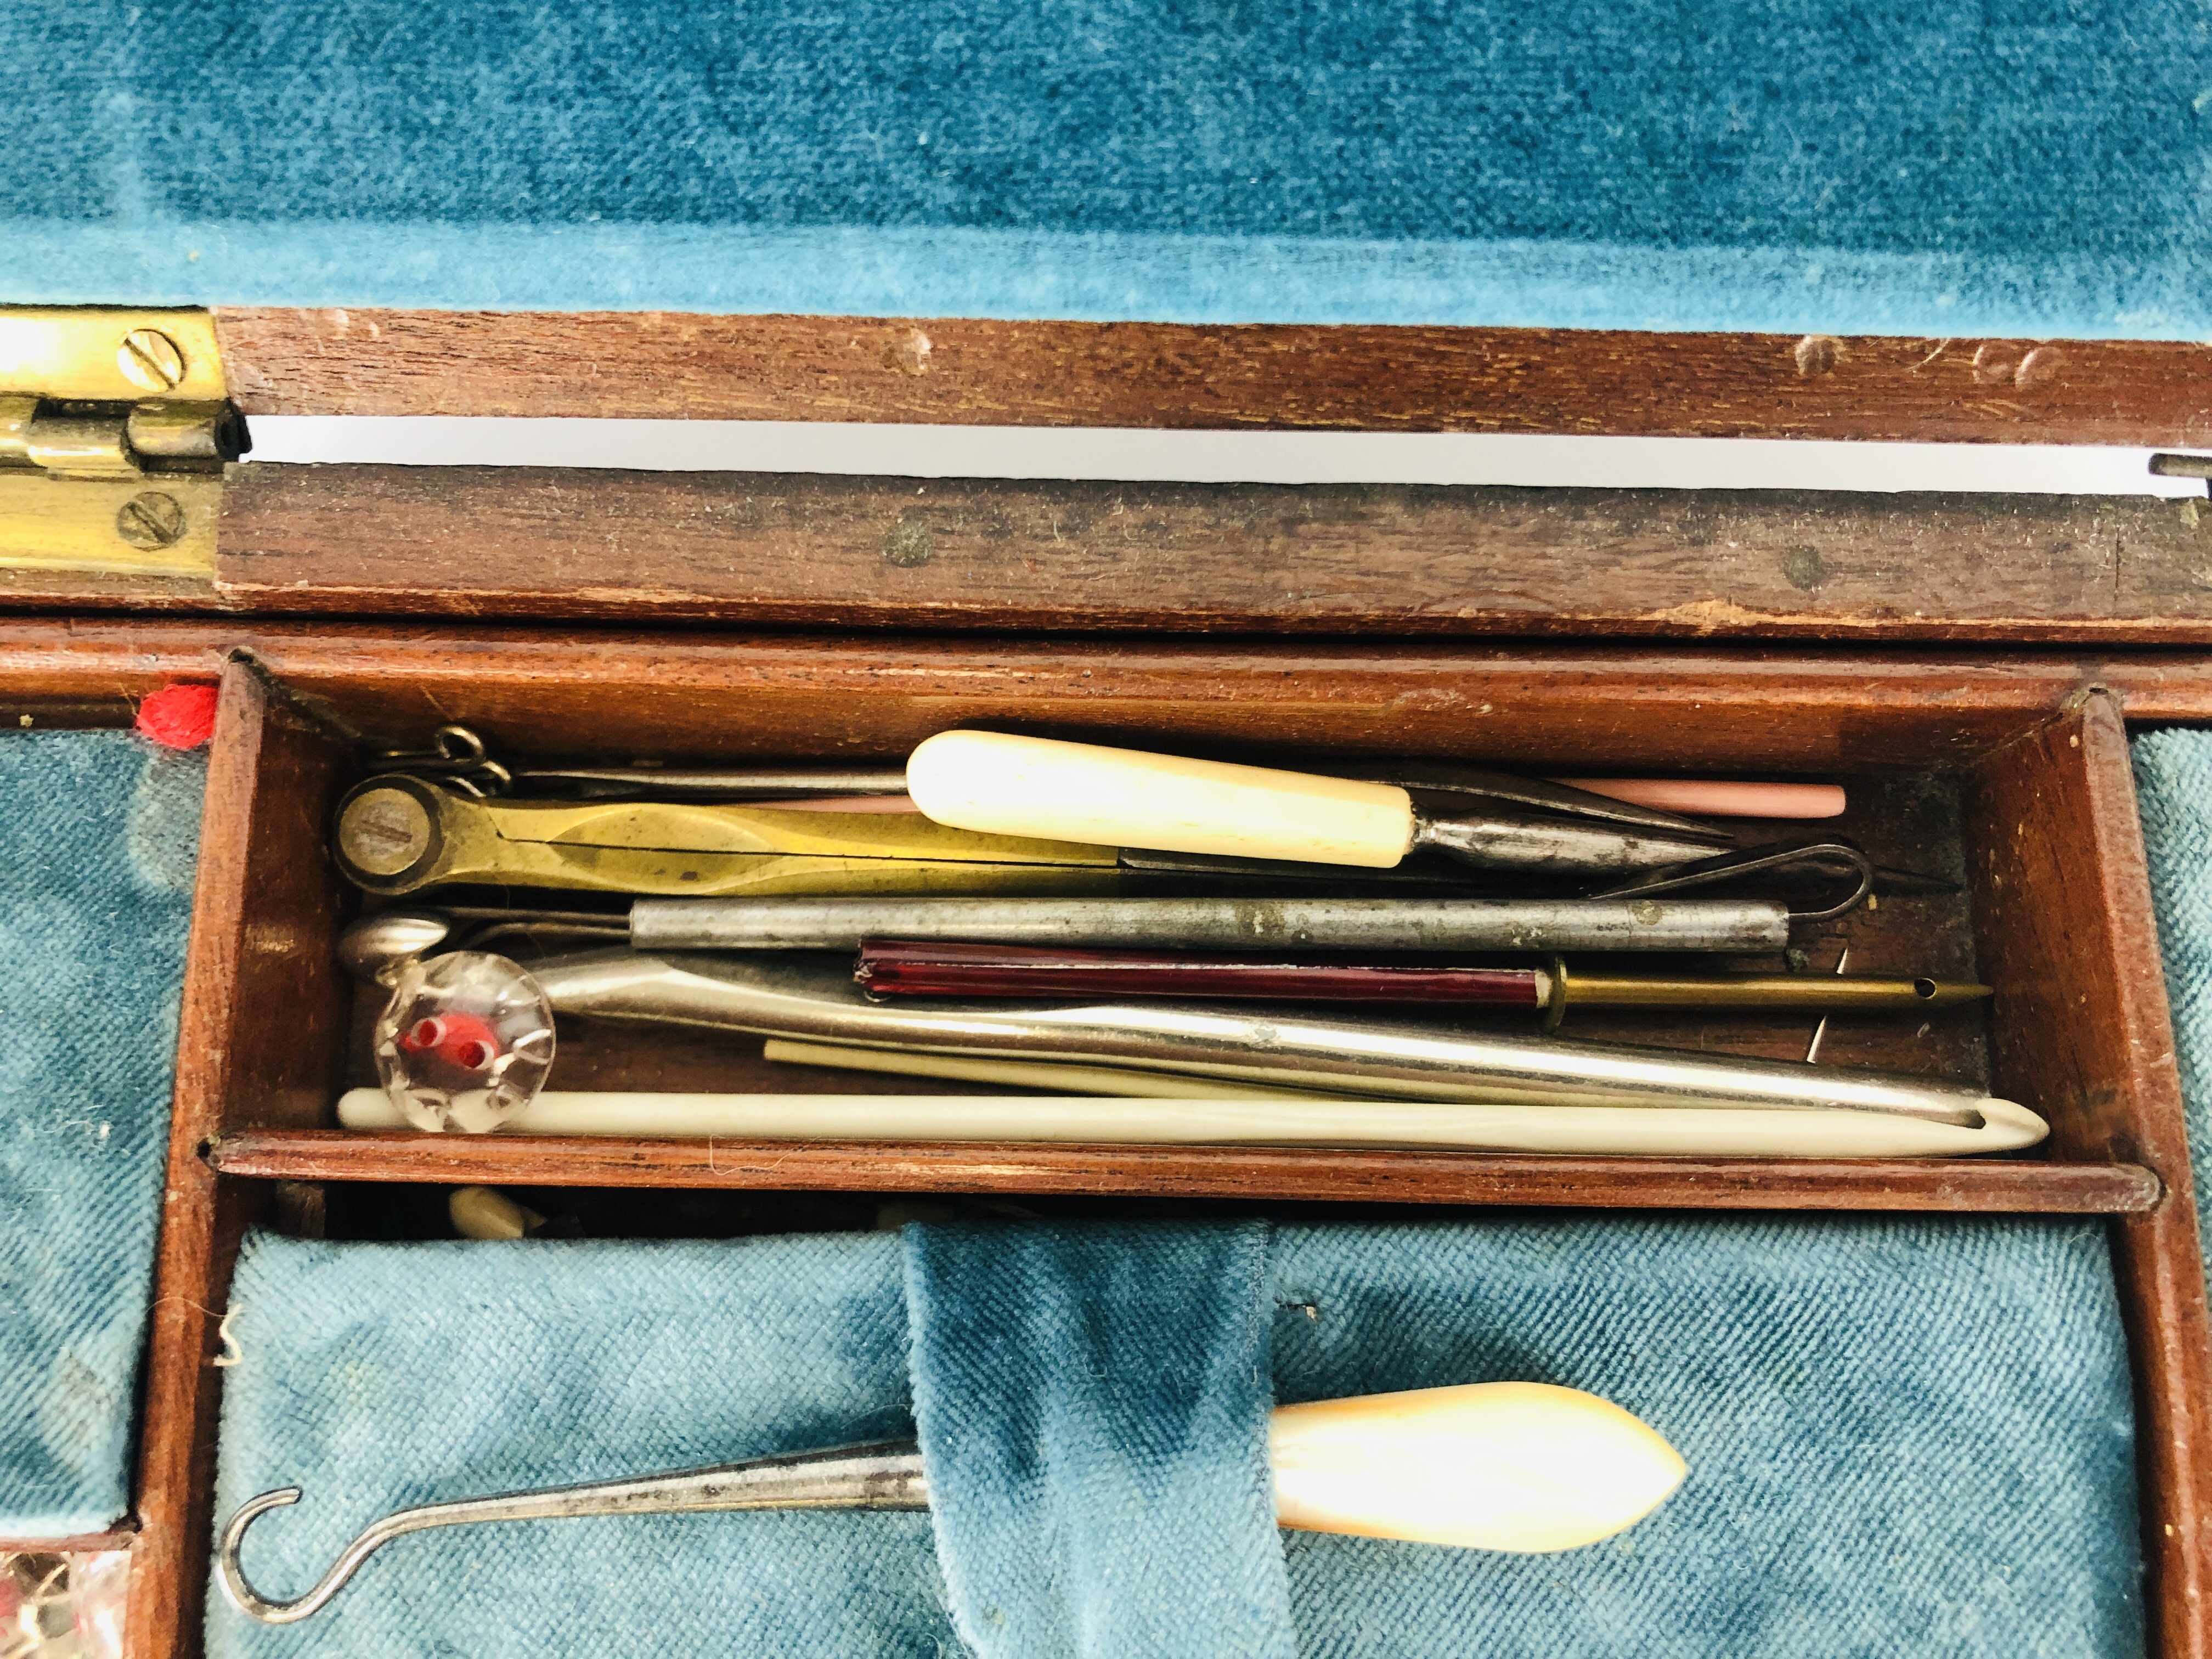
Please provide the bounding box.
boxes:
[0,308,248,577]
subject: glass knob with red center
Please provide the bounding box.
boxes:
[372,952,555,1132]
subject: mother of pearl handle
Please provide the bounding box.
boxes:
[907,731,1417,868]
[1269,1381,1687,1551]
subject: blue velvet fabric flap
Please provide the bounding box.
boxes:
[1270,1215,2140,1657]
[7,0,2210,334]
[0,733,204,1536]
[208,1234,955,1656]
[209,1215,2140,1656]
[904,1220,1293,1658]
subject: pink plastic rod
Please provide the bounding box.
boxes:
[1548,779,1846,819]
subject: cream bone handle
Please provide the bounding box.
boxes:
[906,732,1731,874]
[217,1382,1688,1623]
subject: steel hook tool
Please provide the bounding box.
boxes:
[219,1442,929,1624]
[218,1383,1685,1626]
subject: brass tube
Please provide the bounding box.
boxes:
[1554,969,1989,1012]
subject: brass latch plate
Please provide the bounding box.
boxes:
[0,307,242,577]
[0,308,229,402]
[0,472,221,576]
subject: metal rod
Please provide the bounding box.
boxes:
[1587,839,1874,921]
[218,1442,927,1625]
[851,941,1990,1014]
[630,895,1793,955]
[523,949,1989,1126]
[1327,760,1728,837]
[1558,968,1981,1012]
[1413,810,1730,875]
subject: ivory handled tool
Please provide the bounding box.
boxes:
[751,780,1849,820]
[907,731,1736,874]
[369,723,1729,834]
[853,940,1991,1023]
[569,781,1847,819]
[333,776,1792,902]
[218,1382,1686,1624]
[335,1086,2047,1156]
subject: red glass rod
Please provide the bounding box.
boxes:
[855,940,1544,1006]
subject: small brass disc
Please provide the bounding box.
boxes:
[340,786,436,878]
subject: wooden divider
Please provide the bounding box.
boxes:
[1965,695,2212,1659]
[213,469,2212,642]
[212,309,2212,446]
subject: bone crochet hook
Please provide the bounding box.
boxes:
[217,1383,1685,1625]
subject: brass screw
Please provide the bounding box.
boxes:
[117,329,186,392]
[116,492,187,549]
[881,518,933,567]
[1793,335,1842,377]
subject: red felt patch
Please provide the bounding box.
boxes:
[134,682,221,750]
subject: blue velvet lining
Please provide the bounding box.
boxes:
[904,1220,1293,1658]
[2129,729,2212,1280]
[1269,1216,2140,1657]
[0,733,204,1536]
[208,1234,953,1656]
[208,1216,2140,1657]
[6,0,2209,332]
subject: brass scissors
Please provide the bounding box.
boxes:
[332,774,1121,899]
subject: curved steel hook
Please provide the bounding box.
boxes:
[220,1483,557,1624]
[217,1443,930,1625]
[1587,838,1877,922]
[218,1487,365,1626]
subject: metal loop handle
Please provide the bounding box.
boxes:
[218,1442,929,1626]
[364,723,514,798]
[1586,839,1875,922]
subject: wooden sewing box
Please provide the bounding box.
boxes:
[3,308,2211,1655]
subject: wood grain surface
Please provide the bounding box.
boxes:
[211,309,2212,444]
[124,667,354,1659]
[205,1133,2161,1212]
[0,566,216,612]
[24,616,2212,749]
[223,627,2121,774]
[213,467,2212,641]
[1963,697,2212,1659]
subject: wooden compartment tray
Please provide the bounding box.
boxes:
[2,623,2207,1656]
